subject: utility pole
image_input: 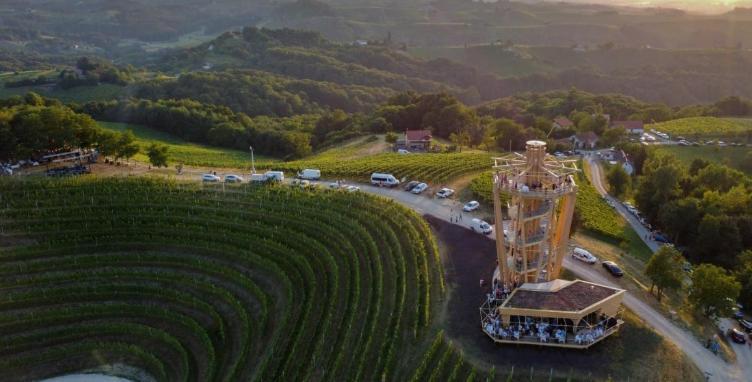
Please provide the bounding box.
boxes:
[249,145,256,174]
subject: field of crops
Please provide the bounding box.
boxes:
[275,152,493,185]
[647,117,752,139]
[0,177,481,381]
[574,165,626,243]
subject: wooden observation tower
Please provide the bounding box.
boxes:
[492,140,578,286]
[481,141,625,349]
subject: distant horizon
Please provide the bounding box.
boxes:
[540,0,752,14]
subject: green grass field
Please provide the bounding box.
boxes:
[653,145,751,174]
[98,122,275,168]
[0,83,127,103]
[647,117,752,140]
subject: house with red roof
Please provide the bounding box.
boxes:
[552,117,574,131]
[396,129,433,151]
[610,120,644,135]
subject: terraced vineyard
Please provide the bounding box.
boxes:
[647,117,752,139]
[275,152,493,184]
[0,177,471,381]
[574,164,626,242]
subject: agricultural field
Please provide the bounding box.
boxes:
[276,151,493,185]
[98,122,276,169]
[100,122,493,184]
[0,177,469,381]
[653,145,752,175]
[647,117,752,140]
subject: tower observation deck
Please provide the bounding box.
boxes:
[480,141,625,348]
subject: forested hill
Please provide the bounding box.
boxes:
[154,27,483,103]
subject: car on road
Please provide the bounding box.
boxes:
[729,328,747,344]
[371,173,400,187]
[346,185,360,192]
[297,169,321,180]
[436,188,455,198]
[602,261,624,277]
[572,248,598,264]
[403,181,420,191]
[202,174,221,182]
[653,233,671,244]
[411,182,428,194]
[291,179,311,187]
[463,201,480,212]
[738,318,752,333]
[224,174,243,183]
[470,218,493,235]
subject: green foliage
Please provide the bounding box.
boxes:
[689,264,741,317]
[0,96,99,160]
[146,143,169,168]
[645,246,684,300]
[606,164,630,198]
[81,98,317,159]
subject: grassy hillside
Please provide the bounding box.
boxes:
[99,122,275,168]
[647,117,752,139]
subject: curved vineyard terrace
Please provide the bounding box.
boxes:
[0,177,446,381]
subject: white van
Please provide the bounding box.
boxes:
[297,169,321,180]
[572,247,597,264]
[371,173,400,187]
[470,218,493,235]
[265,171,284,182]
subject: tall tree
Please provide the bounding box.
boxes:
[689,264,741,317]
[606,165,630,198]
[645,246,684,301]
[116,129,140,163]
[146,143,169,168]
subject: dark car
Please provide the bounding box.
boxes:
[738,319,752,333]
[602,261,624,277]
[403,181,420,192]
[729,328,747,344]
[653,233,671,244]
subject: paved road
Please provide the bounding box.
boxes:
[350,172,740,381]
[584,155,744,381]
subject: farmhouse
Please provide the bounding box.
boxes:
[610,120,644,135]
[396,129,433,151]
[552,117,574,131]
[571,131,599,149]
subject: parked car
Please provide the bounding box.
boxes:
[250,173,268,183]
[463,201,480,212]
[729,328,747,344]
[738,319,752,333]
[297,168,321,180]
[470,218,493,235]
[328,182,341,189]
[404,181,420,191]
[602,261,624,277]
[411,182,428,194]
[346,185,360,192]
[653,233,671,244]
[397,149,410,154]
[202,174,221,182]
[224,174,243,183]
[436,188,455,198]
[572,248,598,264]
[291,179,310,187]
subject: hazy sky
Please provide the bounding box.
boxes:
[563,0,752,13]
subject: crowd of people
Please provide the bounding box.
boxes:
[482,314,613,346]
